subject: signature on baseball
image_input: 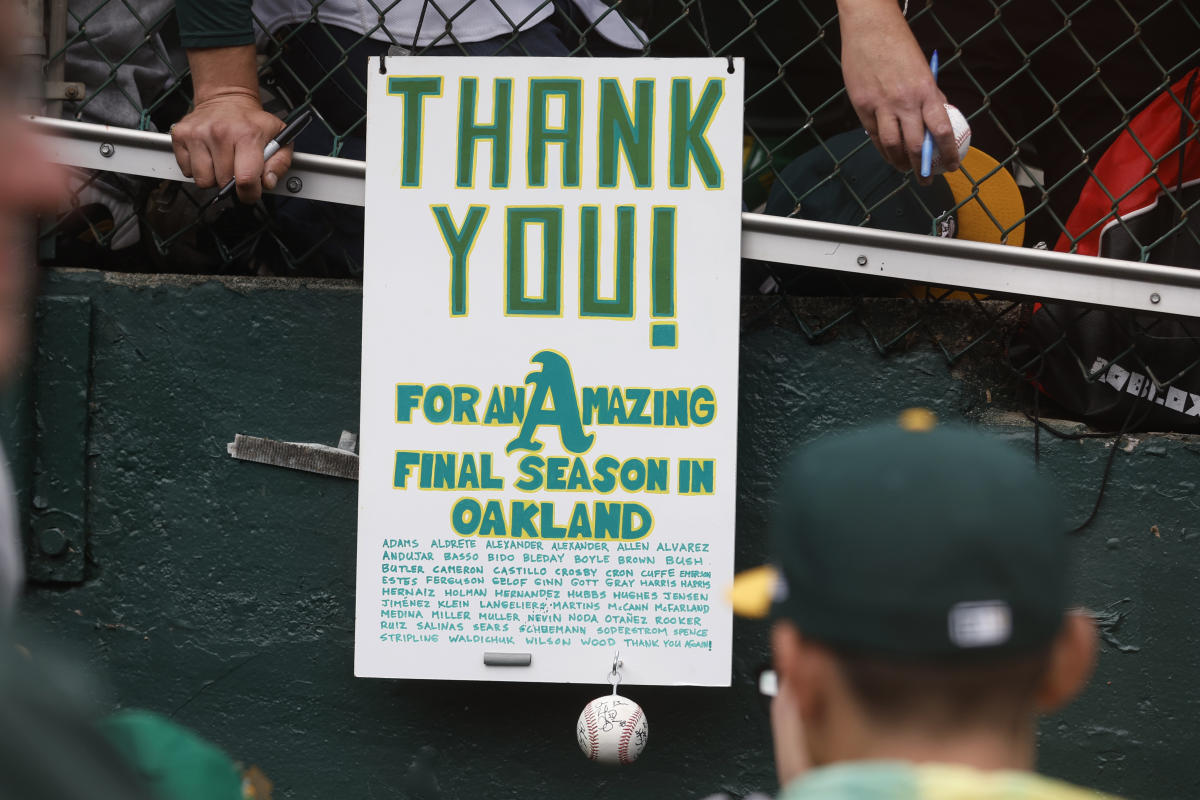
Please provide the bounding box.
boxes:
[595,698,629,732]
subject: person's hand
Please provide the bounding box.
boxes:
[170,90,291,205]
[837,0,959,180]
[171,45,291,205]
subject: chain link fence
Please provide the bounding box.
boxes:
[26,0,1200,440]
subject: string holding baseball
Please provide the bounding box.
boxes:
[576,651,649,765]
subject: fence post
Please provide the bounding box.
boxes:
[45,0,67,118]
[16,0,45,114]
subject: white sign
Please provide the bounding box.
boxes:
[357,57,744,685]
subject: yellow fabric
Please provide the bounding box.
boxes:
[943,147,1026,247]
[919,764,1116,800]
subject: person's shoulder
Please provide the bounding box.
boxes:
[779,761,919,798]
[779,762,1125,800]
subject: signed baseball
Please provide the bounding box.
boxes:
[931,103,972,175]
[576,694,649,765]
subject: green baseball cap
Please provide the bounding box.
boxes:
[732,410,1069,657]
[764,130,958,238]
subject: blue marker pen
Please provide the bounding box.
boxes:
[919,49,939,178]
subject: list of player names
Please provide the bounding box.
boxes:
[378,537,714,651]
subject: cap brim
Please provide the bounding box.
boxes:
[942,147,1026,246]
[728,565,780,619]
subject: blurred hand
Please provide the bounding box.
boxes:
[0,117,68,380]
[171,45,291,204]
[837,0,959,180]
[1,0,69,379]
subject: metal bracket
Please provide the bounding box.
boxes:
[227,431,358,480]
[27,296,92,583]
[483,652,532,667]
[44,81,85,101]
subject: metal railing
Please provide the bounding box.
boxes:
[31,113,1200,319]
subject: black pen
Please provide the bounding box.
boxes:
[208,107,314,207]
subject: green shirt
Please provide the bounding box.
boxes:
[176,0,254,48]
[779,762,1122,800]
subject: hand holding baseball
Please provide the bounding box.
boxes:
[837,0,963,177]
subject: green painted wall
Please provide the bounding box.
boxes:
[10,270,1200,799]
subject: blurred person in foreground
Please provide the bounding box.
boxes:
[0,0,70,622]
[0,9,271,798]
[731,408,1114,800]
[0,2,148,797]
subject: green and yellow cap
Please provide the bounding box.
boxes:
[732,410,1069,657]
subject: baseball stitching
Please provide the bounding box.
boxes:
[932,107,970,168]
[954,121,970,150]
[617,707,642,765]
[933,130,970,165]
[584,702,599,761]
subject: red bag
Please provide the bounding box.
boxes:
[1055,69,1200,263]
[1012,68,1200,431]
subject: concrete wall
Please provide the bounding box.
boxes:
[10,270,1200,799]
